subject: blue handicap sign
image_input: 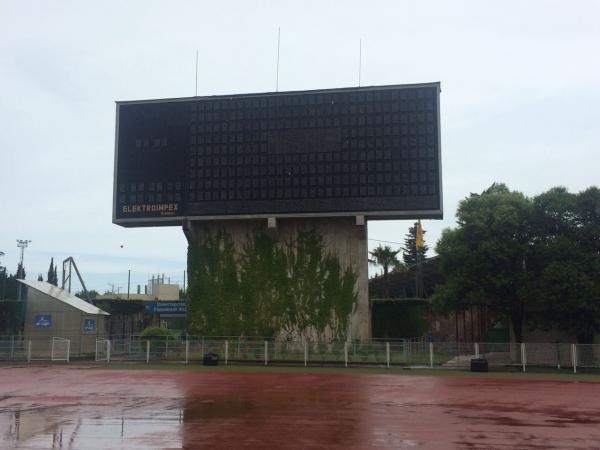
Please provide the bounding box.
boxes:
[34,314,52,328]
[83,318,96,332]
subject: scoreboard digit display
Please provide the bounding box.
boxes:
[113,83,442,226]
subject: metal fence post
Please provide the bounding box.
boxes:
[474,343,479,358]
[344,342,348,368]
[225,340,229,365]
[304,340,308,367]
[556,343,561,369]
[429,342,434,368]
[165,335,169,359]
[107,340,111,364]
[66,340,70,363]
[264,340,268,366]
[521,343,526,372]
[27,340,31,363]
[185,339,189,364]
[10,336,14,360]
[386,342,390,369]
[572,344,577,374]
[146,340,150,364]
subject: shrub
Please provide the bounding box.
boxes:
[140,326,176,339]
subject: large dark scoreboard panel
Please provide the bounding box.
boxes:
[113,83,442,226]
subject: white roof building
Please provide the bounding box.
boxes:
[18,279,109,315]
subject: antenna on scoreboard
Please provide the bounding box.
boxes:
[276,27,281,92]
[358,38,362,87]
[195,49,199,96]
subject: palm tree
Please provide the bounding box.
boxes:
[369,245,401,298]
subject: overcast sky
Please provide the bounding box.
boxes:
[1,1,599,292]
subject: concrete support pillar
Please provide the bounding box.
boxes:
[184,217,370,340]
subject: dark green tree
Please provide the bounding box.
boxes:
[529,187,600,343]
[37,274,43,281]
[403,223,429,265]
[16,263,25,280]
[0,267,7,300]
[433,183,534,342]
[76,290,99,301]
[47,258,58,286]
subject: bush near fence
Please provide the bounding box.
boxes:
[1,335,599,373]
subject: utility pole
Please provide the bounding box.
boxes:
[16,240,31,302]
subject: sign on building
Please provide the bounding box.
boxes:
[145,301,187,315]
[83,318,96,332]
[34,314,52,328]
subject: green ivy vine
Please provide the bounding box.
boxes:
[187,229,357,340]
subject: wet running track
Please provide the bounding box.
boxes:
[0,366,599,449]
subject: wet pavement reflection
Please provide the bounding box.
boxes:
[1,366,600,449]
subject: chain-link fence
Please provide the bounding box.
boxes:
[2,335,600,372]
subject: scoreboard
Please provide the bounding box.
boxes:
[113,83,442,226]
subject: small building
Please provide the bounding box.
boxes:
[19,279,109,356]
[96,281,185,333]
[96,282,180,302]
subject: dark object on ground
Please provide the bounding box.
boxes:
[471,357,488,372]
[203,352,219,366]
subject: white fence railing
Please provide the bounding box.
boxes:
[3,336,600,372]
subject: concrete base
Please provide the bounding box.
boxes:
[184,217,370,340]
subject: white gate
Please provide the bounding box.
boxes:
[95,338,111,362]
[51,337,70,362]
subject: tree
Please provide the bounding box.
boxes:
[0,267,7,300]
[47,258,58,286]
[403,223,429,265]
[529,187,600,343]
[369,245,401,298]
[37,274,43,281]
[76,290,99,301]
[16,263,25,280]
[433,183,534,342]
[369,245,401,277]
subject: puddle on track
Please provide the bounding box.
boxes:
[1,367,600,449]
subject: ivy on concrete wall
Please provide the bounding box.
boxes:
[187,229,357,339]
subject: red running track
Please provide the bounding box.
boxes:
[0,366,599,449]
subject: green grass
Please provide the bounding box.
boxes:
[78,361,600,381]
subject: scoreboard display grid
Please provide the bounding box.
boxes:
[113,83,442,226]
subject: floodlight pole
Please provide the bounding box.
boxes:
[16,240,31,279]
[16,240,31,302]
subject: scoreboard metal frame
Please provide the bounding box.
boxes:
[113,82,442,227]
